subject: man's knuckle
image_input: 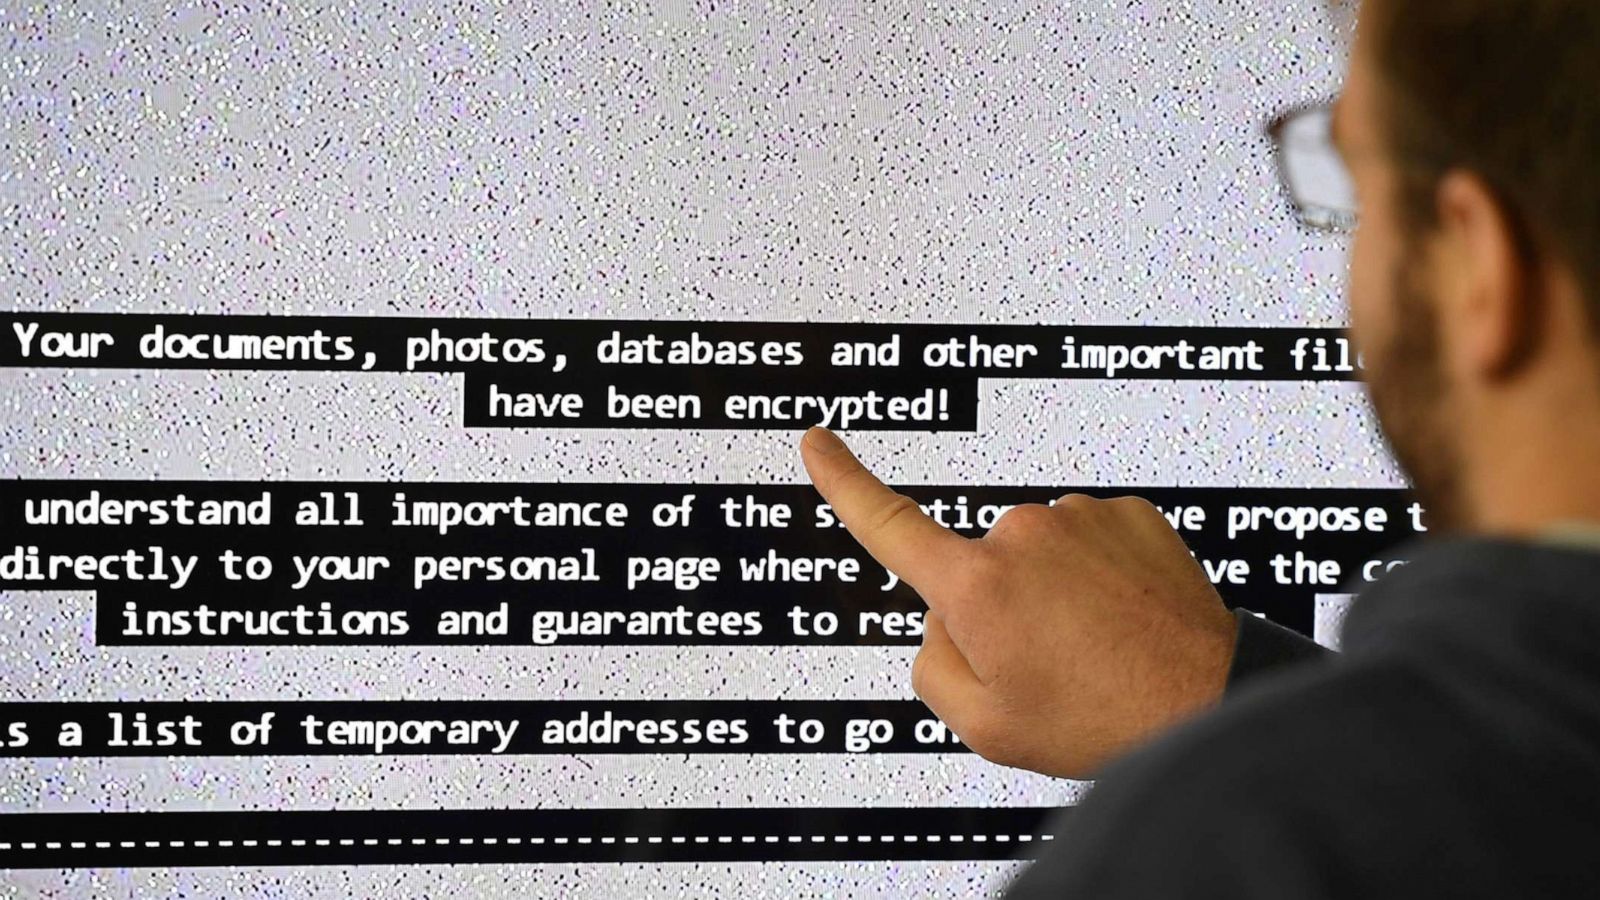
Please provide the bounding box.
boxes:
[1111,494,1158,515]
[870,493,925,534]
[1053,492,1096,513]
[991,502,1054,536]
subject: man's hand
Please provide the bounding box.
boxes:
[799,426,1239,779]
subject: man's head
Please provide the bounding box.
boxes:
[1336,0,1600,534]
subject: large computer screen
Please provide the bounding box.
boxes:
[0,1,1405,896]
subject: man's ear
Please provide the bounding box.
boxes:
[1433,169,1538,379]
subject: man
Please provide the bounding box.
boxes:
[800,0,1600,895]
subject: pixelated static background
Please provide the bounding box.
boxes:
[0,0,1386,896]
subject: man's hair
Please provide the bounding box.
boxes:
[1365,0,1600,324]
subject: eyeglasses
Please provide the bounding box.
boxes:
[1267,101,1358,234]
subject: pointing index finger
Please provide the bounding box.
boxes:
[799,426,967,595]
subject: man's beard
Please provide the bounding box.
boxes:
[1363,248,1468,532]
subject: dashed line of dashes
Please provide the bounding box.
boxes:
[0,834,1054,851]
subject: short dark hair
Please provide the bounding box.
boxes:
[1365,0,1600,324]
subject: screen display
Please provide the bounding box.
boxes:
[0,1,1400,895]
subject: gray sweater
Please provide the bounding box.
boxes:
[1005,535,1600,898]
